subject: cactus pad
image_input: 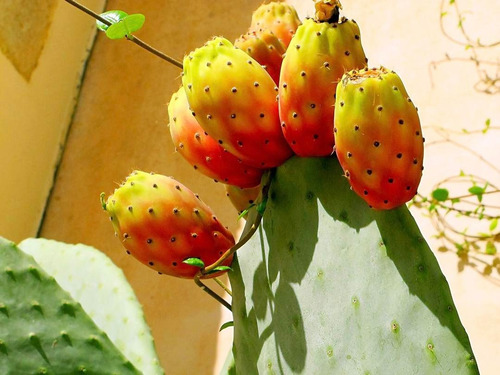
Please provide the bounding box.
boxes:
[228,156,478,374]
[19,238,164,375]
[0,237,141,374]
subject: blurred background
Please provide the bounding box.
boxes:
[0,0,498,374]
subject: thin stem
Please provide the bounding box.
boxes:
[213,277,232,296]
[194,275,232,311]
[64,0,183,69]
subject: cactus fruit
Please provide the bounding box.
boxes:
[18,238,164,375]
[0,237,142,374]
[334,67,424,210]
[224,184,261,215]
[228,156,478,374]
[249,1,301,48]
[102,171,235,278]
[235,29,285,85]
[182,37,293,169]
[168,86,263,188]
[278,14,367,156]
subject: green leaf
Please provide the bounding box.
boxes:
[238,204,256,221]
[257,198,268,215]
[432,188,449,202]
[489,218,498,232]
[485,241,497,255]
[468,186,485,202]
[219,321,234,332]
[483,118,491,133]
[205,266,232,275]
[105,14,146,40]
[182,258,205,268]
[96,10,128,31]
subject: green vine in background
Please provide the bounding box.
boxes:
[430,0,500,94]
[415,0,499,278]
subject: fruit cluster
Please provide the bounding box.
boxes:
[102,0,424,278]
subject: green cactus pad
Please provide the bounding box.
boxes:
[19,238,164,375]
[228,156,479,374]
[0,237,141,374]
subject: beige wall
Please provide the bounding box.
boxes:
[0,0,106,242]
[2,0,498,374]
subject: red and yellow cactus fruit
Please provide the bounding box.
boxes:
[334,67,424,210]
[103,171,235,278]
[168,86,263,188]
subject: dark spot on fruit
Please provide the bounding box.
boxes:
[130,182,135,186]
[310,103,316,108]
[213,215,218,221]
[367,169,373,175]
[397,153,403,158]
[260,113,265,118]
[364,190,368,195]
[218,140,223,144]
[384,200,389,204]
[399,119,404,125]
[187,84,192,90]
[204,86,209,92]
[324,62,330,68]
[192,233,198,238]
[301,71,306,77]
[388,178,394,183]
[227,61,232,66]
[148,261,154,265]
[282,83,288,89]
[153,183,158,188]
[191,111,196,117]
[377,106,383,111]
[354,125,359,131]
[334,127,337,133]
[213,233,218,238]
[406,186,411,190]
[340,101,344,107]
[178,143,184,149]
[172,116,177,122]
[281,122,286,128]
[247,60,252,64]
[207,114,212,119]
[237,141,243,147]
[413,158,418,165]
[416,131,420,136]
[231,114,236,119]
[345,171,350,177]
[128,206,133,212]
[316,31,321,36]
[194,208,199,214]
[359,87,364,92]
[355,35,360,40]
[347,152,352,158]
[123,233,129,238]
[374,141,380,147]
[172,262,177,266]
[148,207,154,213]
[345,51,350,56]
[175,185,181,190]
[231,87,237,93]
[254,82,259,87]
[170,236,176,242]
[264,139,270,144]
[292,112,298,118]
[423,137,426,142]
[295,44,301,50]
[206,62,211,67]
[126,250,130,254]
[292,140,296,145]
[407,98,412,103]
[313,134,319,139]
[393,86,398,91]
[173,208,179,214]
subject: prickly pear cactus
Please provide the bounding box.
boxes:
[0,237,142,374]
[18,238,164,375]
[228,156,479,374]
